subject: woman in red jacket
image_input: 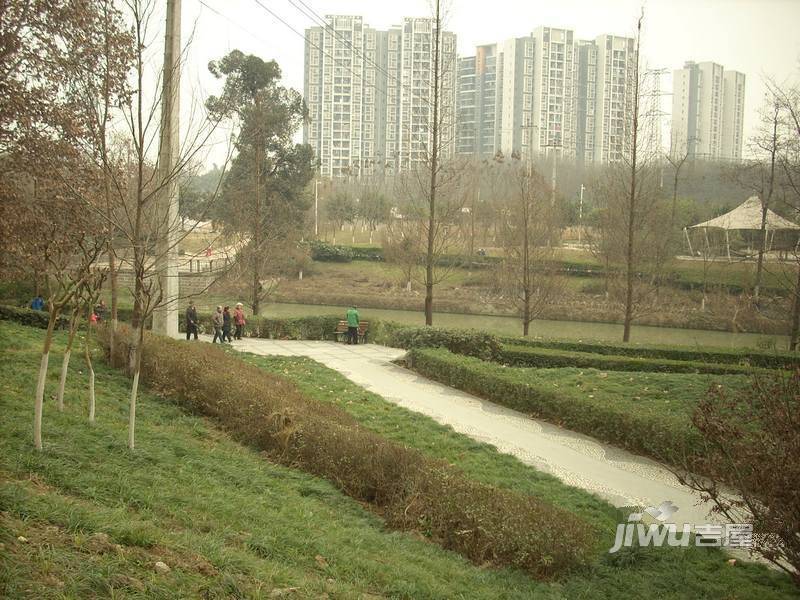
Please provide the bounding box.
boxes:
[233,303,246,340]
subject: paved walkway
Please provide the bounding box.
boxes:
[224,338,718,528]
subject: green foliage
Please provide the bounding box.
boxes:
[101,327,595,578]
[499,344,768,375]
[0,304,67,329]
[408,347,721,465]
[309,241,353,262]
[178,312,341,340]
[2,321,797,598]
[325,191,357,230]
[501,336,800,370]
[381,326,503,361]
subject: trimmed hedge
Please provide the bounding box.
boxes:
[0,304,69,330]
[499,344,768,375]
[501,336,800,370]
[377,325,503,361]
[408,347,704,465]
[178,313,342,341]
[103,328,595,578]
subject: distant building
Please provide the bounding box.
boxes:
[303,15,456,178]
[463,28,637,165]
[497,35,536,160]
[456,44,500,158]
[671,61,745,161]
[721,70,746,161]
[530,26,577,159]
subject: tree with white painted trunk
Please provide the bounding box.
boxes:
[89,0,227,450]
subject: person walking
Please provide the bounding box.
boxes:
[212,305,224,343]
[185,301,199,340]
[346,305,360,345]
[222,306,233,343]
[233,303,246,340]
[94,299,107,322]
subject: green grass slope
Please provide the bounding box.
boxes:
[0,321,796,598]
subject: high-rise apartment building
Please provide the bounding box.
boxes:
[303,15,456,177]
[530,27,577,158]
[456,44,500,158]
[721,70,746,161]
[575,39,598,165]
[591,35,636,163]
[498,36,536,159]
[671,60,745,161]
[388,17,457,171]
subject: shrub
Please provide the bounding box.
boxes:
[310,241,353,263]
[408,347,703,465]
[499,344,765,375]
[178,313,341,340]
[501,336,800,370]
[102,329,595,578]
[678,370,800,587]
[0,304,68,330]
[383,326,502,361]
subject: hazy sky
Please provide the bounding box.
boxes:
[175,0,800,168]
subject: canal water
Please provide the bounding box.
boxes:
[262,302,789,350]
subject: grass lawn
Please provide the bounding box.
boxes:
[1,321,796,598]
[240,351,796,599]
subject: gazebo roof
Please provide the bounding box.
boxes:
[690,196,800,231]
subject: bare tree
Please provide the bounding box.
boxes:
[496,162,563,335]
[766,75,800,349]
[590,11,667,342]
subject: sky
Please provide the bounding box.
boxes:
[172,0,800,169]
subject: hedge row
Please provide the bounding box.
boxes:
[179,313,342,341]
[408,347,703,465]
[499,344,768,375]
[0,304,69,330]
[102,328,595,578]
[375,325,503,361]
[501,336,799,370]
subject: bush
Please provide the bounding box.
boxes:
[499,344,766,375]
[680,370,800,586]
[382,326,502,361]
[102,329,595,578]
[178,313,341,340]
[309,241,354,262]
[0,304,68,330]
[349,245,384,261]
[502,336,800,370]
[408,347,703,465]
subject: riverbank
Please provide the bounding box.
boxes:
[270,260,789,337]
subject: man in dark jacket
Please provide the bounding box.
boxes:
[186,301,199,340]
[222,306,233,343]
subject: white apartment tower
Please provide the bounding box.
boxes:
[303,15,456,177]
[498,36,536,159]
[388,18,457,170]
[721,70,746,161]
[592,35,636,163]
[671,61,745,161]
[530,27,577,158]
[456,44,500,158]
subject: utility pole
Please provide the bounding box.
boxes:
[314,179,320,238]
[152,0,181,337]
[578,183,585,245]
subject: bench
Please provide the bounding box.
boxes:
[334,320,369,344]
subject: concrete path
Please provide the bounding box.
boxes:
[226,338,719,529]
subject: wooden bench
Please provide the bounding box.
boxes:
[334,320,369,344]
